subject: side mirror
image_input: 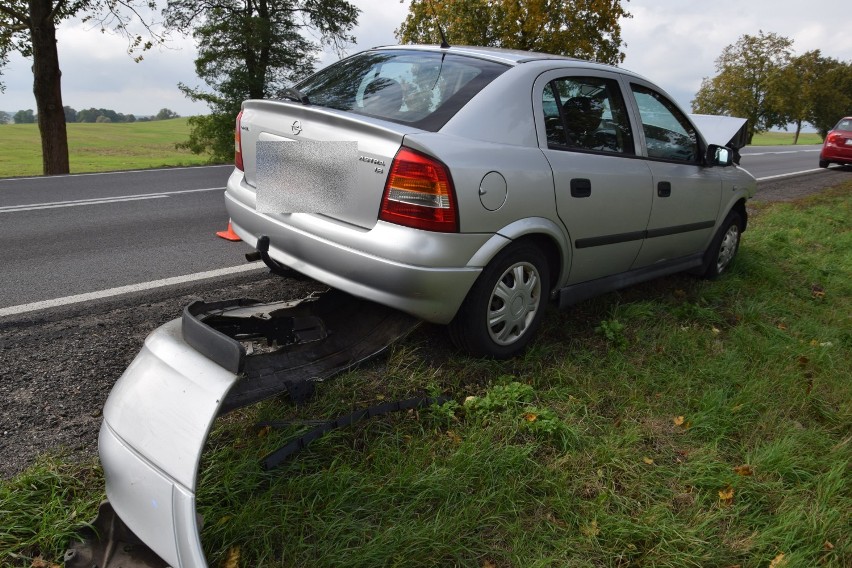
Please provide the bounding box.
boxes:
[707,144,733,167]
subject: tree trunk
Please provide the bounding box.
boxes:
[793,120,802,145]
[30,0,70,175]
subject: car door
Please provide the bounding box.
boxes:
[627,81,723,267]
[534,70,654,285]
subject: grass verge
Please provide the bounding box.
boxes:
[1,186,850,567]
[750,132,824,146]
[0,119,215,177]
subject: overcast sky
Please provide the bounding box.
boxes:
[2,0,851,118]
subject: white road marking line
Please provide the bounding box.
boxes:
[757,168,826,181]
[0,263,267,317]
[0,187,224,213]
[745,149,822,156]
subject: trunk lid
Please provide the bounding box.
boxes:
[239,100,421,229]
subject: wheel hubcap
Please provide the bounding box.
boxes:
[716,224,740,273]
[487,262,542,346]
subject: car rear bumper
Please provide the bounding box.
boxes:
[821,142,852,163]
[225,171,502,324]
[100,318,236,568]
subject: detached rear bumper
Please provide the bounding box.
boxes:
[77,291,419,568]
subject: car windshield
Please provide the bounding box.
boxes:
[834,118,852,132]
[296,50,508,131]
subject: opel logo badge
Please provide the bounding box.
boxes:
[291,120,302,135]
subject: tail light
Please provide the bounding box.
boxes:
[826,132,843,145]
[379,147,458,232]
[235,110,244,171]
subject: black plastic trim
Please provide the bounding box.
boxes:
[646,220,715,239]
[575,221,715,249]
[575,230,645,249]
[182,299,258,374]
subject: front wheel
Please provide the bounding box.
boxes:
[449,242,550,359]
[702,209,743,279]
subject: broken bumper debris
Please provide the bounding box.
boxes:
[67,290,419,568]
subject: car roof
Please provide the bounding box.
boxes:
[373,44,584,65]
[370,44,646,80]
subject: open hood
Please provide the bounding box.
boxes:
[690,114,749,150]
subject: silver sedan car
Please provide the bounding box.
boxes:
[226,45,755,358]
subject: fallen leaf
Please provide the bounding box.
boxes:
[257,425,271,438]
[523,412,538,422]
[811,284,825,299]
[30,557,50,568]
[481,560,497,568]
[823,541,834,551]
[768,552,786,568]
[221,547,240,568]
[581,519,600,537]
[642,457,654,465]
[810,339,819,347]
[718,485,734,505]
[733,465,753,476]
[777,322,788,331]
[797,356,809,367]
[712,326,721,335]
[447,430,461,444]
[673,416,685,426]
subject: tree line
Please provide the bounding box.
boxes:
[0,107,180,125]
[2,1,849,174]
[692,31,851,144]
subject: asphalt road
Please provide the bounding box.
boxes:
[0,165,259,312]
[0,146,832,313]
[739,144,824,179]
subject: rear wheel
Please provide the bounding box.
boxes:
[449,242,550,359]
[819,159,829,168]
[703,210,743,279]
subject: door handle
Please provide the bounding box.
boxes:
[657,181,672,197]
[570,178,592,198]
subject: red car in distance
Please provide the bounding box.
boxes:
[820,117,852,168]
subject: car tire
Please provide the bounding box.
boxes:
[819,159,829,168]
[449,242,550,359]
[702,209,743,280]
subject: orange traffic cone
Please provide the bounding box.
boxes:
[216,219,242,241]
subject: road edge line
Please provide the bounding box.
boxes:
[0,263,266,317]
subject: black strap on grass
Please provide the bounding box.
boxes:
[261,395,451,470]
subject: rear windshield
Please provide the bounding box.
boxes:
[297,50,508,131]
[834,118,852,132]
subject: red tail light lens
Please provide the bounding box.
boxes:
[235,110,244,171]
[827,132,843,145]
[379,148,458,232]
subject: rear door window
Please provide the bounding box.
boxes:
[297,50,508,131]
[542,76,635,155]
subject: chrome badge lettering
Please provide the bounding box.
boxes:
[359,156,385,166]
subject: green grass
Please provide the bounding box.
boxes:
[750,131,824,145]
[2,186,850,567]
[0,118,217,177]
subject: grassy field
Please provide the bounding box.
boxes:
[751,131,823,145]
[0,118,216,177]
[1,186,850,567]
